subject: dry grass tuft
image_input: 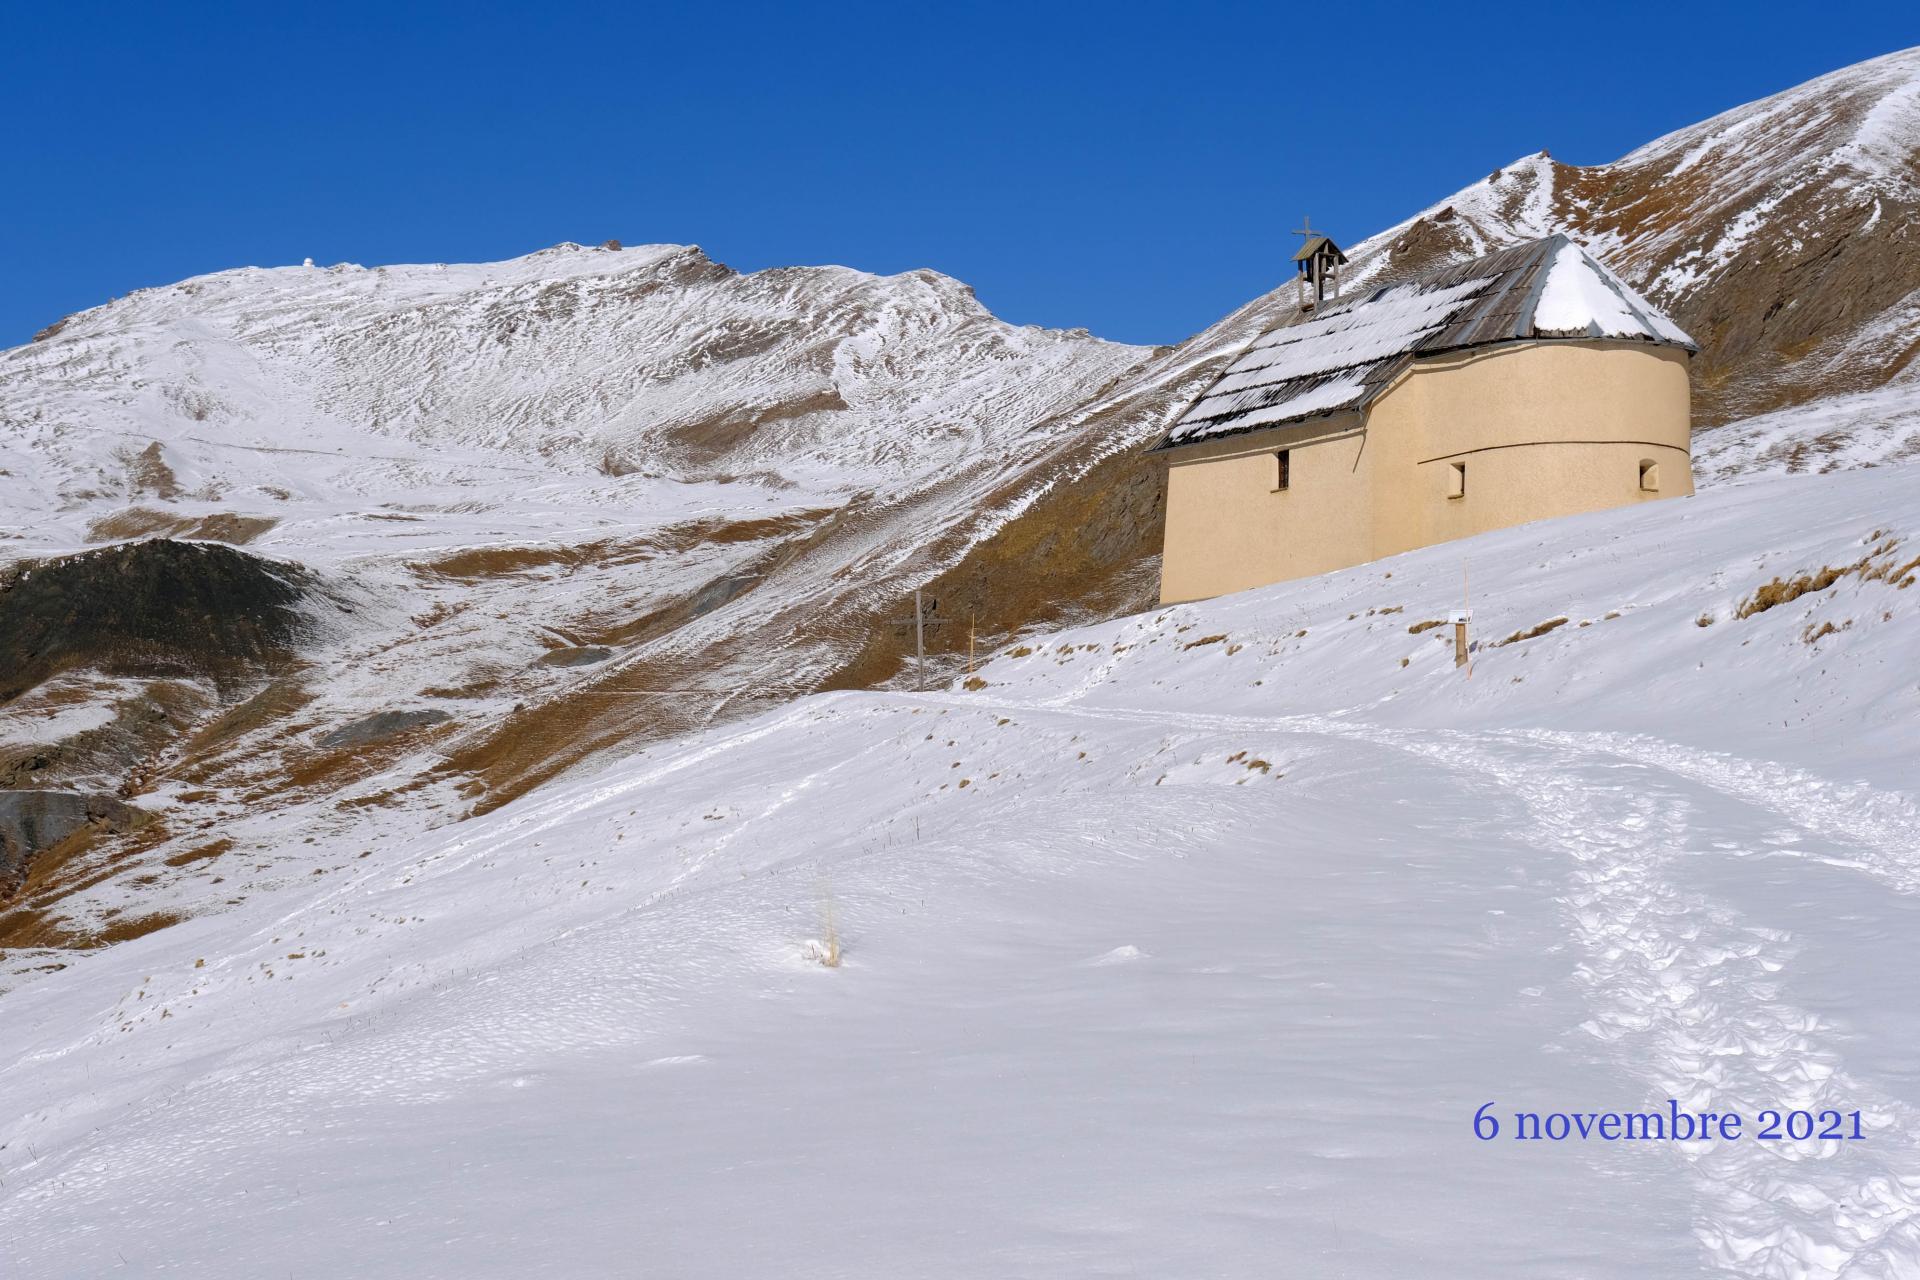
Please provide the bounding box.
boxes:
[1738,535,1918,618]
[1494,617,1569,647]
[1802,619,1851,644]
[1408,619,1445,634]
[1182,634,1227,650]
[813,883,842,968]
[1738,566,1850,618]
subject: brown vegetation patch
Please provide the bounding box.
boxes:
[1407,619,1445,634]
[0,815,177,949]
[667,390,850,466]
[420,675,507,699]
[413,510,833,587]
[430,658,714,815]
[87,507,192,541]
[538,646,613,669]
[281,716,458,793]
[416,543,597,579]
[818,382,1171,694]
[87,909,190,946]
[1494,617,1570,647]
[336,776,438,811]
[86,508,279,546]
[163,837,233,868]
[187,513,278,545]
[123,442,182,500]
[168,676,318,784]
[1736,538,1918,619]
[1738,566,1850,618]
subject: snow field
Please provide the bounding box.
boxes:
[4,460,1920,1276]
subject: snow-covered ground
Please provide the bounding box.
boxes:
[5,456,1918,1278]
[1697,383,1920,484]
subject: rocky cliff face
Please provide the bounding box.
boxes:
[4,50,1919,961]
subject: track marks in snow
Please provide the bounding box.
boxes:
[944,693,1920,1277]
[1522,730,1920,896]
[1405,733,1920,1279]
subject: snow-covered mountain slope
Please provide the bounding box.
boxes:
[1345,47,1920,430]
[5,241,1145,523]
[1696,384,1920,483]
[0,244,1160,944]
[5,458,1919,1278]
[8,48,1920,956]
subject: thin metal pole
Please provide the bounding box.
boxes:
[914,588,926,687]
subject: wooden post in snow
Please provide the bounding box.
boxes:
[1459,562,1474,678]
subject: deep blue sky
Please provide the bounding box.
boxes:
[4,3,1917,349]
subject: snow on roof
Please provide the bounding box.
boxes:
[1533,239,1695,345]
[1160,235,1695,449]
[1174,276,1493,434]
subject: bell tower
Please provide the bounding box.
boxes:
[1291,217,1348,310]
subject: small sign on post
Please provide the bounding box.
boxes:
[1450,609,1472,670]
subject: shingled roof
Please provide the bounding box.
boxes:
[1157,235,1696,450]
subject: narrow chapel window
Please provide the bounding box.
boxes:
[1275,449,1291,491]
